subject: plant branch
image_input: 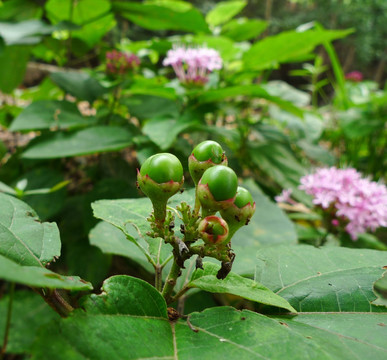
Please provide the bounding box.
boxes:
[0,282,15,360]
[35,289,74,318]
[161,258,181,304]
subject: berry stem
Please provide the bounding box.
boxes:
[161,259,181,304]
[152,199,167,227]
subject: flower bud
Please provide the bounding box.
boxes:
[137,153,184,224]
[188,141,227,185]
[197,165,238,214]
[198,216,229,245]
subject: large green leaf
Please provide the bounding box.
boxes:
[205,1,247,27]
[248,142,307,200]
[142,115,200,150]
[221,18,267,42]
[45,0,116,48]
[0,192,60,266]
[21,126,134,159]
[89,221,154,274]
[243,29,353,70]
[10,167,67,221]
[124,94,180,120]
[198,85,304,118]
[373,271,387,307]
[255,245,387,312]
[81,275,168,318]
[230,180,297,275]
[112,1,209,33]
[191,35,239,62]
[0,20,52,45]
[31,278,387,360]
[91,196,172,266]
[0,45,30,93]
[189,263,296,312]
[0,291,60,354]
[0,0,43,22]
[0,254,92,290]
[10,100,94,131]
[50,71,107,102]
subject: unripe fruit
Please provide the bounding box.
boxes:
[220,186,256,240]
[140,153,183,184]
[137,153,184,224]
[188,141,227,185]
[197,165,238,212]
[198,216,229,245]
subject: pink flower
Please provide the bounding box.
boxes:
[106,50,140,75]
[163,45,222,86]
[275,189,294,204]
[345,71,363,82]
[299,167,387,240]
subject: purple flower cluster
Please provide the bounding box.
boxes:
[163,45,222,86]
[106,50,140,75]
[345,71,363,82]
[299,167,387,239]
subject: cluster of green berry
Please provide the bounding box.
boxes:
[137,141,255,282]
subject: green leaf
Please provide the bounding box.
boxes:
[198,85,304,118]
[0,20,52,45]
[0,0,43,22]
[142,115,199,150]
[373,271,387,307]
[248,142,307,200]
[191,35,239,62]
[0,45,30,93]
[243,29,353,70]
[91,196,172,265]
[45,0,116,48]
[10,100,94,131]
[0,291,60,354]
[12,167,67,220]
[81,275,168,318]
[255,245,387,312]
[31,304,387,359]
[89,221,154,274]
[230,179,297,275]
[124,94,180,120]
[221,18,267,41]
[50,71,107,102]
[205,1,247,27]
[189,263,296,312]
[112,1,209,33]
[0,192,61,266]
[21,126,134,159]
[0,254,92,290]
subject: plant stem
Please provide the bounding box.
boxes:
[36,289,74,318]
[155,265,163,292]
[171,285,191,306]
[161,259,181,304]
[0,282,15,359]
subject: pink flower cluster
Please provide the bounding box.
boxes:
[163,45,222,85]
[106,50,140,75]
[345,71,363,82]
[299,167,387,239]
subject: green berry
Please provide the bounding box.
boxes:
[137,153,184,224]
[234,187,254,208]
[220,186,256,241]
[192,141,224,163]
[200,165,238,202]
[188,141,227,185]
[140,153,183,184]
